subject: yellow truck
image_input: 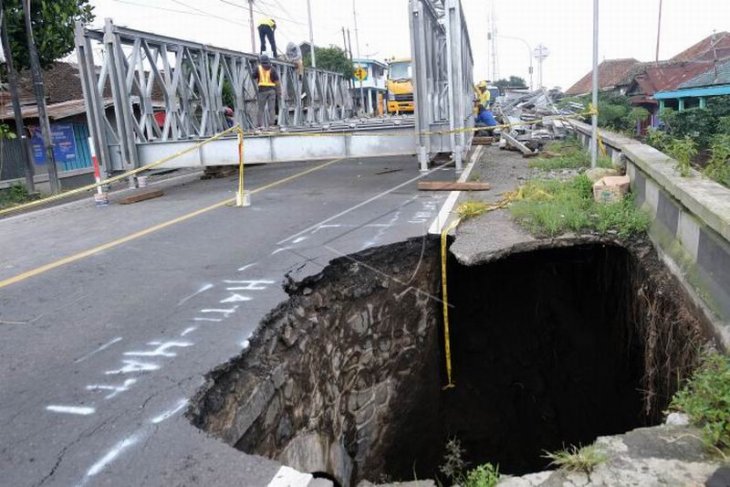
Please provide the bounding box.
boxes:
[386,59,414,114]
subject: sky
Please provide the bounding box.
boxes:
[88,0,729,90]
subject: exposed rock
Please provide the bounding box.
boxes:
[498,425,722,487]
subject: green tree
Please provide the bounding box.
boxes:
[494,75,527,89]
[303,46,353,79]
[2,0,94,70]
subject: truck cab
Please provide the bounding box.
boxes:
[386,59,414,114]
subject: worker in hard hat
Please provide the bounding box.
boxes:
[258,18,278,58]
[252,54,280,129]
[476,80,491,110]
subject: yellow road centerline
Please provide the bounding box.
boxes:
[0,158,344,290]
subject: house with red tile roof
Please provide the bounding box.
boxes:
[565,58,641,96]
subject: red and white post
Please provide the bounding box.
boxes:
[89,137,108,206]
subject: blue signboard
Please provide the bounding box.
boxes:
[30,124,77,166]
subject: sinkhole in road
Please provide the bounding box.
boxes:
[189,236,712,486]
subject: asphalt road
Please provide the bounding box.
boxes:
[0,155,453,487]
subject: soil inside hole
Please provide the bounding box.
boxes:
[189,237,709,486]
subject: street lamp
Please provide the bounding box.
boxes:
[497,34,533,90]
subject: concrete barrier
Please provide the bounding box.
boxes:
[571,121,730,345]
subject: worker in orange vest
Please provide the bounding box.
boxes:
[252,54,280,129]
[258,18,278,58]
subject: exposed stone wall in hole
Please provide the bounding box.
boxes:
[189,237,441,485]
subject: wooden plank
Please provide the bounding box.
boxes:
[501,132,535,156]
[417,181,491,191]
[118,189,164,205]
[472,136,495,145]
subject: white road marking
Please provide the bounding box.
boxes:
[193,317,222,322]
[86,379,137,400]
[74,337,123,363]
[223,280,274,290]
[180,326,197,336]
[292,236,307,243]
[46,405,95,415]
[105,359,160,375]
[428,146,483,235]
[124,341,193,358]
[277,160,451,245]
[177,283,214,306]
[220,293,252,304]
[85,434,140,477]
[237,263,257,272]
[150,399,188,424]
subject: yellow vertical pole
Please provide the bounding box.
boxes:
[236,128,248,207]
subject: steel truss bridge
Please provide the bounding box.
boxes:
[76,0,474,173]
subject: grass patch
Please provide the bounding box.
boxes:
[543,444,606,474]
[529,139,613,171]
[670,353,730,456]
[509,174,650,237]
[0,184,33,210]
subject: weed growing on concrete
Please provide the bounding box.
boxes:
[457,200,489,220]
[529,139,612,171]
[439,438,468,483]
[463,463,500,487]
[543,444,606,474]
[509,174,650,237]
[438,438,500,487]
[670,353,730,456]
[0,184,32,210]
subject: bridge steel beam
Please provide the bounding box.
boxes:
[75,20,353,173]
[409,0,474,171]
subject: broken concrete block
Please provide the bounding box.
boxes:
[593,175,630,203]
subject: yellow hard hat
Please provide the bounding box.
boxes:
[477,80,487,89]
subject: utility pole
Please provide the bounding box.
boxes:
[0,0,34,192]
[654,0,663,65]
[352,0,364,111]
[248,0,255,53]
[534,43,549,89]
[306,0,315,68]
[346,28,354,89]
[591,0,599,169]
[22,0,58,193]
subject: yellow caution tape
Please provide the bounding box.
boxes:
[439,192,519,390]
[1,106,598,218]
[440,217,461,390]
[0,124,242,218]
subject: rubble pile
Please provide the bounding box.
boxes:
[490,89,584,157]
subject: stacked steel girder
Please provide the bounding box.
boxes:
[75,20,353,172]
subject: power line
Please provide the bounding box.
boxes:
[110,0,245,27]
[216,0,306,26]
[170,0,246,27]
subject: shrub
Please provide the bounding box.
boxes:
[704,134,730,187]
[645,127,672,151]
[670,353,730,455]
[667,136,697,177]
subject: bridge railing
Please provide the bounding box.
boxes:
[409,0,474,170]
[75,19,353,173]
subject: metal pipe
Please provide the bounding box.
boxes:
[307,0,316,68]
[591,0,599,169]
[248,0,255,53]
